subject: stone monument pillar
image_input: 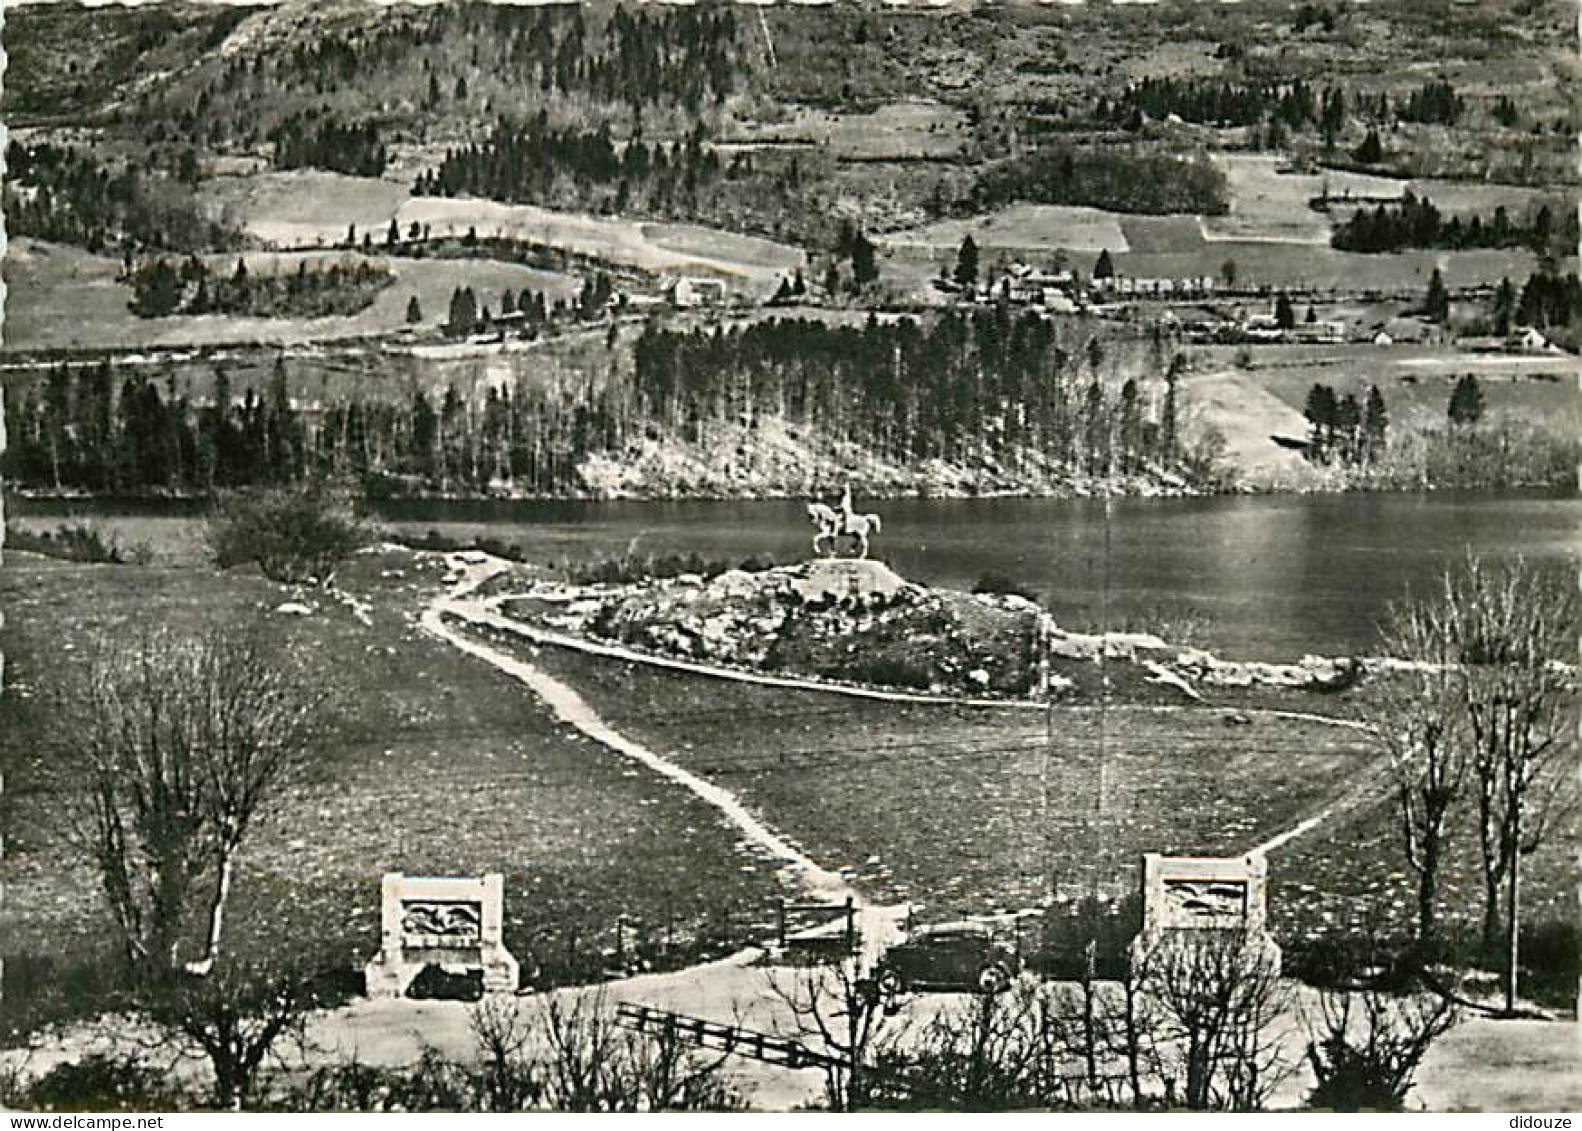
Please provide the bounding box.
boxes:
[1130,852,1281,974]
[365,873,520,997]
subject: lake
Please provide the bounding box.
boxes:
[10,489,1580,661]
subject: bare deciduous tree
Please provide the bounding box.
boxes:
[1435,556,1576,1012]
[1371,595,1472,956]
[766,958,909,1111]
[467,996,541,1111]
[151,956,327,1110]
[531,990,742,1112]
[55,622,331,981]
[1140,931,1291,1111]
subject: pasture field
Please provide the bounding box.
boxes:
[875,202,1543,298]
[1127,242,1540,291]
[726,100,971,161]
[1206,156,1557,243]
[1,237,579,353]
[199,169,413,248]
[1195,343,1582,428]
[883,203,1131,257]
[469,631,1580,972]
[0,550,782,1038]
[206,169,807,286]
[468,633,1380,929]
[395,198,804,288]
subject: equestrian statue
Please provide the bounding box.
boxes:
[807,483,883,559]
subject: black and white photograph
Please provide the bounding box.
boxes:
[0,0,1577,1114]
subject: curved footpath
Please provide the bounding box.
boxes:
[428,558,1383,862]
[421,556,908,963]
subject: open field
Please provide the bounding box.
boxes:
[199,169,414,248]
[1204,155,1403,244]
[1180,368,1314,482]
[0,551,784,1037]
[464,631,1378,926]
[883,203,1131,257]
[726,99,971,161]
[1,237,579,352]
[1191,344,1582,429]
[204,169,808,287]
[397,198,805,287]
[877,212,1546,300]
[459,629,1580,980]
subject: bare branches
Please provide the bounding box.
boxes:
[52,621,333,981]
[1374,554,1577,1007]
[1303,987,1459,1111]
[1139,930,1292,1111]
[765,958,908,1111]
[530,990,743,1112]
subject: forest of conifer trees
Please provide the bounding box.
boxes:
[1,313,1210,499]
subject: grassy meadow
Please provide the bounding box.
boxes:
[460,628,1380,923]
[0,549,784,1039]
[461,623,1581,993]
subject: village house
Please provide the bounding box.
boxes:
[664,276,729,309]
[1292,319,1348,345]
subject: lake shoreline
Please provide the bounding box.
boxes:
[6,486,1576,662]
[8,475,1577,510]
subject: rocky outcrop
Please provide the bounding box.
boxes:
[501,560,1375,704]
[515,560,1046,698]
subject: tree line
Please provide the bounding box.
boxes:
[0,358,622,498]
[3,311,1204,498]
[1331,192,1573,255]
[3,141,242,255]
[630,313,1194,482]
[438,277,608,337]
[1105,77,1347,134]
[1301,384,1388,467]
[414,116,731,216]
[1499,266,1581,336]
[127,256,392,319]
[1104,77,1469,144]
[973,147,1229,217]
[270,112,389,177]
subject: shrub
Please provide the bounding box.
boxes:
[208,482,369,584]
[284,995,744,1112]
[1303,990,1457,1112]
[22,1055,183,1112]
[971,571,1041,604]
[568,551,776,586]
[1,949,132,1046]
[3,520,147,564]
[1518,917,1580,1008]
[401,529,530,561]
[844,655,933,690]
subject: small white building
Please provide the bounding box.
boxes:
[1508,326,1555,354]
[665,276,729,308]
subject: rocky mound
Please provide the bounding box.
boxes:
[512,560,1044,697]
[500,559,1370,704]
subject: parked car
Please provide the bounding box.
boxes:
[874,920,1019,995]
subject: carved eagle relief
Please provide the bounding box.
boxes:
[1161,880,1249,927]
[401,900,483,940]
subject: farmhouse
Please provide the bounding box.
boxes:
[1292,320,1347,345]
[1508,326,1557,354]
[664,276,729,308]
[1371,316,1445,346]
[1241,313,1285,342]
